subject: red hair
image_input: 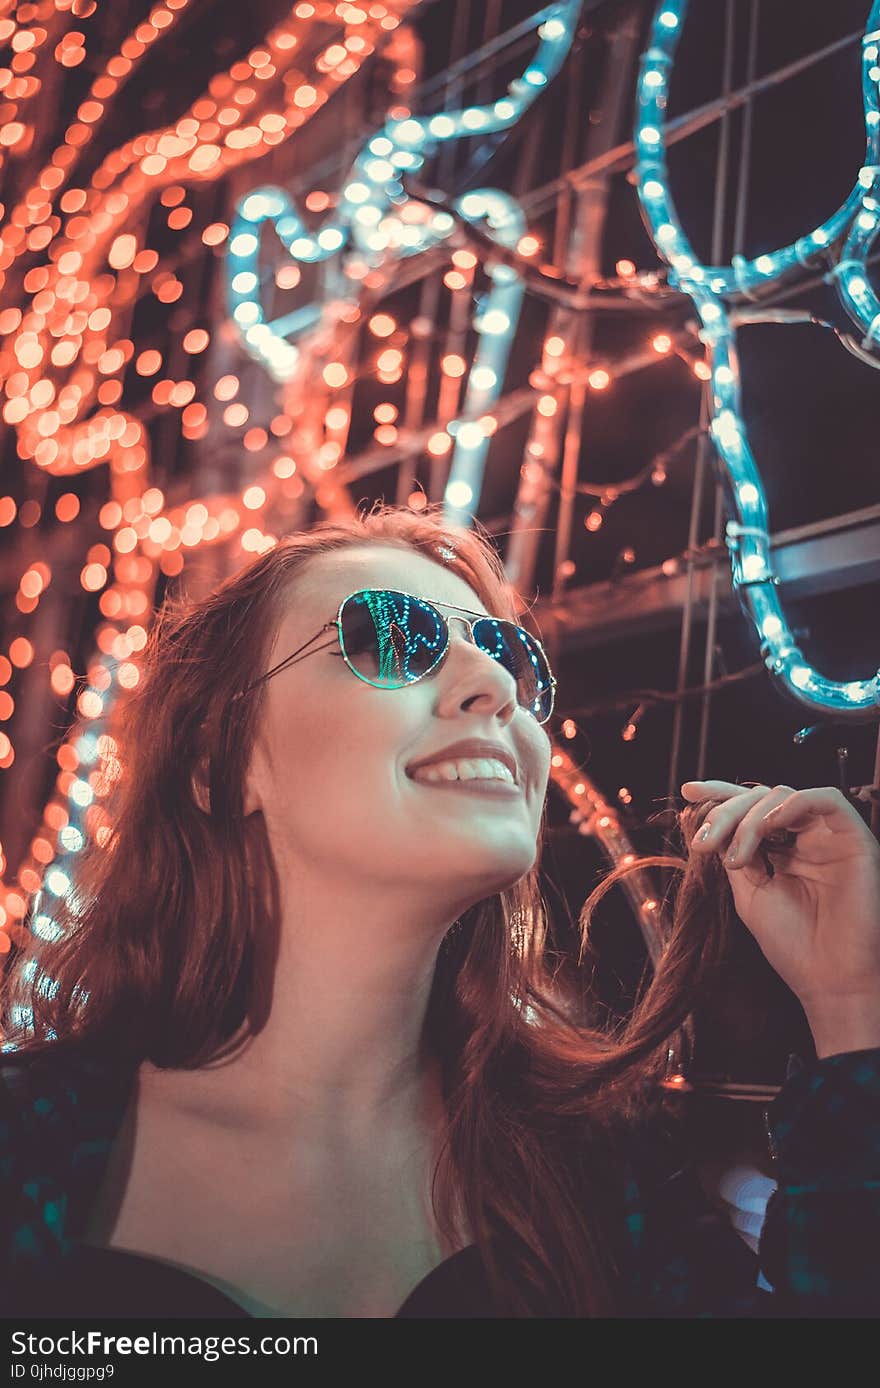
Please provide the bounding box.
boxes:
[1,501,737,1315]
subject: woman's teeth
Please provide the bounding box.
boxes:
[411,757,516,785]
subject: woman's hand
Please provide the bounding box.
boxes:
[681,780,880,1060]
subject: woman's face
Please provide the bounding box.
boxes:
[245,543,553,917]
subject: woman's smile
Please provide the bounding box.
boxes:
[409,776,523,798]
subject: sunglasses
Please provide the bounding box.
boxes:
[236,587,558,724]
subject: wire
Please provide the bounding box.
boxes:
[547,423,705,500]
[400,181,681,313]
[563,661,766,718]
[730,306,880,371]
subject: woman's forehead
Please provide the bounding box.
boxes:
[291,543,490,618]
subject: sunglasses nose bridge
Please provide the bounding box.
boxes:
[442,613,524,707]
[445,613,478,647]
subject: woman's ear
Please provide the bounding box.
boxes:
[242,739,267,818]
[192,741,265,818]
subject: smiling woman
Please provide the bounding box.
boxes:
[0,500,878,1319]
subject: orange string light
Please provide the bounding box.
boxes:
[0,0,418,915]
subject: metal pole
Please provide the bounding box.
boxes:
[696,0,744,778]
[670,0,738,796]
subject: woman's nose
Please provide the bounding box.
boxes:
[438,617,518,716]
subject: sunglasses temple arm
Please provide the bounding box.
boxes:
[240,624,338,694]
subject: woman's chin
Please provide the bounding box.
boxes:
[433,830,538,892]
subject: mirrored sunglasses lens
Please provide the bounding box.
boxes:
[339,590,446,686]
[473,619,554,723]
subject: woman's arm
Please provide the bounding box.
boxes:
[758,1045,880,1315]
[623,780,880,1316]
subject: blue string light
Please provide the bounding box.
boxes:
[443,189,525,527]
[225,2,580,522]
[636,0,880,718]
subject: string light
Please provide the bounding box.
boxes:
[368,312,396,337]
[0,0,681,962]
[549,740,665,963]
[635,0,880,718]
[621,703,646,742]
[225,4,580,523]
[0,1,422,928]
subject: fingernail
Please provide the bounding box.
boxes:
[698,823,712,842]
[725,843,738,864]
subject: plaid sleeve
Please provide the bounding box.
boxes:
[617,1046,880,1316]
[758,1045,880,1314]
[617,1126,769,1317]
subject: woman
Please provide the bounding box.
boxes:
[0,501,877,1318]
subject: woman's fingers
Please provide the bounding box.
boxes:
[759,786,871,837]
[718,785,801,869]
[685,783,873,873]
[682,779,764,803]
[689,784,774,858]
